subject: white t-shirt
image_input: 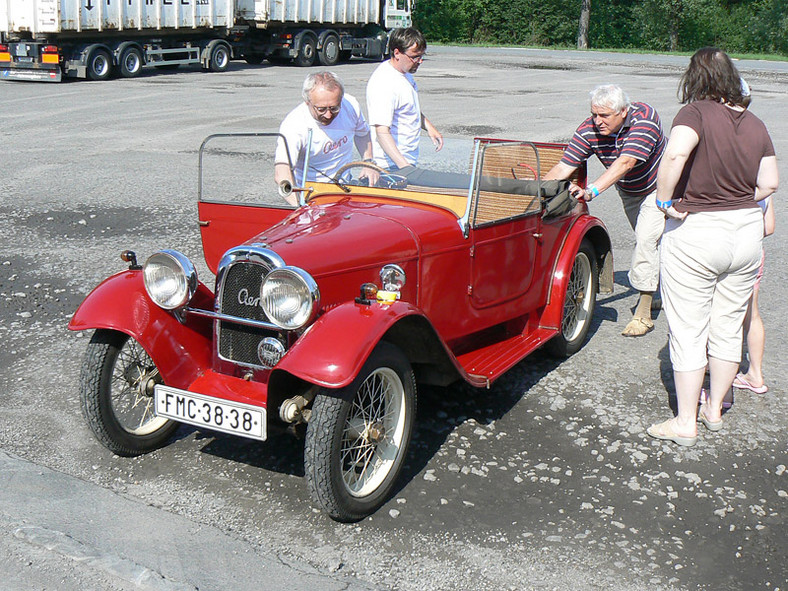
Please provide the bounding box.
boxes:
[366,60,422,168]
[275,93,370,183]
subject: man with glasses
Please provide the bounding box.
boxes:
[366,27,443,170]
[275,71,375,205]
[544,84,666,337]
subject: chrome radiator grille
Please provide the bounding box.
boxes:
[217,261,274,367]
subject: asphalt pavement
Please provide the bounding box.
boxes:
[0,46,786,591]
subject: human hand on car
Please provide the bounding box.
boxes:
[358,167,380,186]
[568,182,586,200]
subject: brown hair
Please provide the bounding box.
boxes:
[389,27,426,56]
[679,47,744,105]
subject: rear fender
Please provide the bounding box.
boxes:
[68,270,215,389]
[275,300,436,390]
[541,217,612,330]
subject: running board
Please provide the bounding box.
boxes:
[457,328,556,387]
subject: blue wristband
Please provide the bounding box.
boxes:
[656,199,673,209]
[587,185,600,198]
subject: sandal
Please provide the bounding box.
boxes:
[698,405,723,432]
[646,418,697,447]
[732,373,768,394]
[622,316,654,337]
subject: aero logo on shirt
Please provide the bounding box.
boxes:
[322,135,349,154]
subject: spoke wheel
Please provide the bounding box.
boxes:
[305,342,416,522]
[80,329,177,456]
[546,239,598,357]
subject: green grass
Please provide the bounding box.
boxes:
[425,41,788,62]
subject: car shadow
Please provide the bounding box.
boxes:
[392,348,565,499]
[173,272,626,494]
[179,423,306,477]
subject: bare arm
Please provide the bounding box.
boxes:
[373,125,411,169]
[591,155,638,193]
[755,155,779,202]
[763,196,775,237]
[655,125,700,218]
[354,133,374,161]
[544,161,589,199]
[421,114,443,151]
[274,163,298,207]
[544,162,577,181]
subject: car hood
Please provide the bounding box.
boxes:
[244,199,459,276]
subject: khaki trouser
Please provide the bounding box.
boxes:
[618,189,664,293]
[660,208,763,372]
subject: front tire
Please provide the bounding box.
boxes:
[295,35,317,67]
[305,342,416,522]
[80,329,177,456]
[545,239,598,357]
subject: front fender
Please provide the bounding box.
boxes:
[541,216,611,330]
[275,300,424,389]
[69,270,215,389]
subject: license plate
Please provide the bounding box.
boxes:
[155,385,266,441]
[17,56,33,63]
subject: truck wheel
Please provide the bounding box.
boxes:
[118,46,143,78]
[295,35,317,67]
[305,342,416,522]
[318,34,340,66]
[80,329,177,456]
[86,48,112,81]
[545,239,598,357]
[209,43,230,72]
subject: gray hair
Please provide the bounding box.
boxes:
[302,71,344,102]
[589,84,630,111]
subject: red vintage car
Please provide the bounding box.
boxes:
[69,133,612,522]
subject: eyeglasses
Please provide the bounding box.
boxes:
[311,104,341,115]
[401,52,425,63]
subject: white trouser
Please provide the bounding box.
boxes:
[660,208,763,372]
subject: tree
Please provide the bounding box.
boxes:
[577,0,591,49]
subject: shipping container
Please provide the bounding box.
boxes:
[0,0,411,81]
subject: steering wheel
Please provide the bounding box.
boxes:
[334,161,408,189]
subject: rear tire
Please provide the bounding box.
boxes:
[208,43,230,72]
[545,239,598,357]
[118,46,143,78]
[318,34,340,66]
[80,329,177,456]
[86,48,112,81]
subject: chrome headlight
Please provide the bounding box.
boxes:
[260,266,319,330]
[143,250,198,310]
[380,264,406,292]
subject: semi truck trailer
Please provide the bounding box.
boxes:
[0,0,411,81]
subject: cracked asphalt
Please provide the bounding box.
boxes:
[0,47,786,591]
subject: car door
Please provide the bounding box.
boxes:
[469,193,543,310]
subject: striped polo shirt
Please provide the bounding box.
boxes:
[560,102,665,198]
